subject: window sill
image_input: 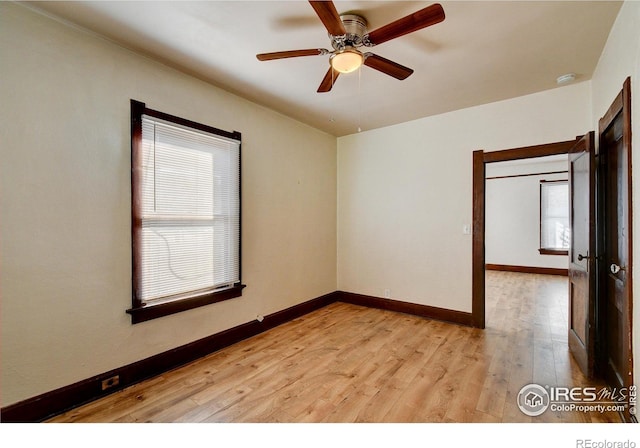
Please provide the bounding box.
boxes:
[127,284,246,324]
[539,248,569,256]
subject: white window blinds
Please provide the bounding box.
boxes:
[139,115,240,305]
[540,181,570,250]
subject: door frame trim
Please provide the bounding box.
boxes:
[472,139,578,328]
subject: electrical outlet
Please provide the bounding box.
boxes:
[384,289,391,299]
[101,375,120,391]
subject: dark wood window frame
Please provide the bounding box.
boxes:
[127,100,244,324]
[539,248,569,256]
[539,179,569,256]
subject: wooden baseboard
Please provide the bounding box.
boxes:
[1,289,472,422]
[485,264,568,276]
[337,291,474,327]
[0,291,339,423]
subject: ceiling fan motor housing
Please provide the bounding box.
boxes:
[331,14,368,50]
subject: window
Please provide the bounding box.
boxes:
[539,180,569,255]
[127,100,243,323]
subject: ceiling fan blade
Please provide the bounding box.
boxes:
[257,49,327,61]
[317,66,340,93]
[364,54,414,80]
[365,3,445,46]
[309,1,346,36]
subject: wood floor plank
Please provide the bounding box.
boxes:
[46,272,622,423]
[443,352,491,422]
[353,377,407,422]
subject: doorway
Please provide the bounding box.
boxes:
[471,140,576,328]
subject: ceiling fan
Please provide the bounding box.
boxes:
[256,1,445,93]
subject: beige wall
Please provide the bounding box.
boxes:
[0,3,337,407]
[590,0,640,390]
[337,82,591,312]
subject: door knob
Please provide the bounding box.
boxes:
[577,253,592,261]
[610,263,625,274]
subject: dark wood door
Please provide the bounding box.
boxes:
[568,132,596,377]
[598,78,632,404]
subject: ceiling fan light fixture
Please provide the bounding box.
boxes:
[330,49,364,74]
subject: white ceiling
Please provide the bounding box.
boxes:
[26,1,622,136]
[486,154,568,179]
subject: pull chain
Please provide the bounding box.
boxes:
[357,65,362,133]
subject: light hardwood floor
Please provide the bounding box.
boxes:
[47,272,622,423]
